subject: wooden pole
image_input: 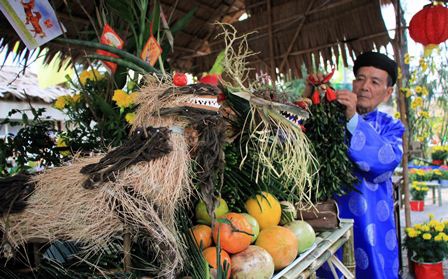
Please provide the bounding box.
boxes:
[123,231,132,272]
[392,0,411,228]
[267,0,276,86]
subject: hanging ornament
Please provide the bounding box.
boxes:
[409,2,448,55]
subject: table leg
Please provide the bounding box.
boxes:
[432,187,436,204]
[438,184,442,206]
[343,225,356,277]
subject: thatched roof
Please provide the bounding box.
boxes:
[0,0,395,79]
[0,65,70,103]
[193,0,394,78]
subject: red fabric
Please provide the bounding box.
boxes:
[410,200,424,211]
[409,4,448,45]
[414,261,444,279]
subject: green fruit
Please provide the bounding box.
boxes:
[279,201,297,225]
[284,220,316,254]
[241,213,260,243]
[195,198,229,225]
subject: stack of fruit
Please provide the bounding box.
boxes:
[190,192,317,278]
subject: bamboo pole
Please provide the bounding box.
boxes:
[342,225,356,276]
[123,231,132,272]
[267,0,276,86]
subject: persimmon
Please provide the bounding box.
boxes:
[190,224,213,250]
[212,212,253,254]
[203,246,231,276]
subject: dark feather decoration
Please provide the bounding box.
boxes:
[80,127,172,189]
[0,174,34,214]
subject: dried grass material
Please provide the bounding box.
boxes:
[242,105,319,208]
[1,133,193,276]
[1,156,122,250]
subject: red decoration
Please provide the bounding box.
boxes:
[413,260,444,279]
[173,73,187,86]
[409,4,448,46]
[199,74,220,86]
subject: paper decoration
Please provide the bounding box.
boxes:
[0,0,65,49]
[141,34,162,66]
[96,24,124,73]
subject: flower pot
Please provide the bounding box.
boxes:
[432,159,443,165]
[413,260,444,279]
[410,200,424,211]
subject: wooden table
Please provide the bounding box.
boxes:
[274,219,355,279]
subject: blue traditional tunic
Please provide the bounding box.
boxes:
[335,109,405,278]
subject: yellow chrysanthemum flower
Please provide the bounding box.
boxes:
[421,225,430,232]
[443,235,448,241]
[56,137,71,156]
[415,86,422,93]
[414,224,422,230]
[422,233,432,240]
[79,70,90,86]
[417,136,425,142]
[112,89,135,108]
[79,69,104,86]
[414,97,423,106]
[421,87,428,96]
[72,94,81,103]
[434,234,443,241]
[435,224,445,232]
[429,219,440,227]
[428,213,435,220]
[404,53,411,64]
[408,230,419,238]
[419,111,429,118]
[125,112,136,124]
[397,67,402,80]
[54,96,69,110]
[394,112,400,119]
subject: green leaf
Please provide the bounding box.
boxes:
[106,0,134,24]
[170,6,197,35]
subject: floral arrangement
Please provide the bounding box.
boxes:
[404,215,448,263]
[53,68,139,153]
[431,146,448,161]
[409,168,433,181]
[410,181,429,200]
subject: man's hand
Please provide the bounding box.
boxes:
[336,90,357,120]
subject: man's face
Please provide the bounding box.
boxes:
[352,66,393,114]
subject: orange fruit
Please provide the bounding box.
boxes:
[255,225,299,270]
[203,246,231,276]
[212,212,253,254]
[245,192,281,230]
[191,224,213,250]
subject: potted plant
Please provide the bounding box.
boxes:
[431,146,448,165]
[409,182,429,211]
[439,168,448,187]
[404,216,448,279]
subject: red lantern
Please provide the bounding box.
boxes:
[409,3,448,47]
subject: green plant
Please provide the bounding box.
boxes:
[431,146,448,160]
[0,108,64,176]
[404,216,448,263]
[410,182,429,200]
[439,169,448,180]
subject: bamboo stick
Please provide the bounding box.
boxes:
[342,225,356,276]
[123,231,131,272]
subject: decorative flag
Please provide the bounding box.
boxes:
[0,0,65,49]
[140,23,162,66]
[96,24,124,73]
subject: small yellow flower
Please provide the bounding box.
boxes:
[415,86,422,93]
[434,234,443,241]
[56,136,70,156]
[394,112,401,119]
[408,230,419,238]
[419,111,429,118]
[421,225,430,232]
[71,94,81,103]
[404,53,411,64]
[429,219,440,227]
[435,224,445,232]
[112,89,135,108]
[397,67,402,80]
[414,224,422,230]
[417,136,425,142]
[421,87,429,96]
[443,235,448,241]
[125,112,136,124]
[79,70,90,86]
[54,96,69,110]
[428,213,435,220]
[422,233,432,240]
